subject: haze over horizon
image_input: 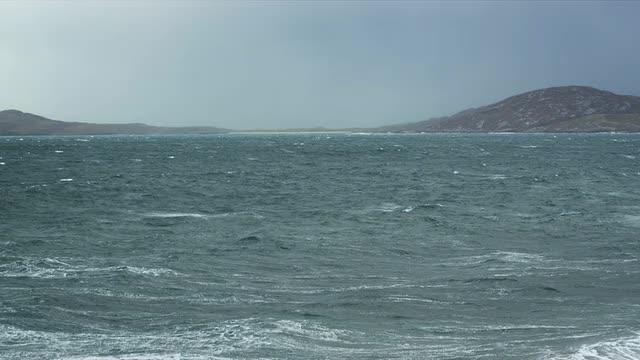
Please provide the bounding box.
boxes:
[1,1,640,130]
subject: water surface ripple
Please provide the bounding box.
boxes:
[1,133,639,359]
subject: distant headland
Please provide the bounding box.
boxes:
[2,86,640,135]
[378,86,640,133]
[0,109,229,136]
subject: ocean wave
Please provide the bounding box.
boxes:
[366,202,403,212]
[72,288,180,302]
[455,251,609,271]
[209,211,265,220]
[266,283,422,295]
[496,251,547,263]
[385,295,461,305]
[547,333,640,360]
[0,319,361,359]
[420,324,577,335]
[272,320,353,343]
[455,251,547,266]
[446,251,605,277]
[141,211,264,220]
[0,322,267,359]
[143,212,209,219]
[358,202,444,214]
[63,355,200,360]
[0,257,181,279]
[186,294,274,305]
[488,174,509,180]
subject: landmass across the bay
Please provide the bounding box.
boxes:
[2,85,640,135]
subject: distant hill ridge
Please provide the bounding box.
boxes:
[0,109,228,135]
[379,86,640,133]
[3,85,640,135]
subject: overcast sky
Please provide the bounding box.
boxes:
[1,1,639,130]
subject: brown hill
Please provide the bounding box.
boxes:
[379,86,640,133]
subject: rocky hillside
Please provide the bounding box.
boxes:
[0,110,229,135]
[379,86,640,132]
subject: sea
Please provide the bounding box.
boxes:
[1,133,639,360]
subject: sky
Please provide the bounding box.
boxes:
[1,0,640,130]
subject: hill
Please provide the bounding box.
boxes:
[5,86,640,135]
[0,110,229,135]
[378,86,640,133]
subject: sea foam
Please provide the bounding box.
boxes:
[548,334,640,360]
[144,212,208,219]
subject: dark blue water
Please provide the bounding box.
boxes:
[1,133,639,359]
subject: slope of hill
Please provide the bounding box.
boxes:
[378,86,640,133]
[5,86,640,135]
[0,110,229,135]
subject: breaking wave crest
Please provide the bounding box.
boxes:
[547,334,640,360]
[0,257,180,279]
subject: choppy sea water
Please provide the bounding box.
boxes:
[1,133,639,359]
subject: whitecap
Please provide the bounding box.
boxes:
[455,251,546,266]
[55,150,64,153]
[273,320,351,342]
[0,331,226,360]
[488,174,508,180]
[549,333,640,360]
[559,211,582,216]
[187,294,273,305]
[369,203,403,212]
[0,258,181,279]
[0,162,5,165]
[144,212,208,219]
[209,211,264,220]
[496,251,546,264]
[59,178,73,182]
[121,266,179,276]
[269,283,421,294]
[472,324,576,332]
[386,295,445,304]
[64,355,187,360]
